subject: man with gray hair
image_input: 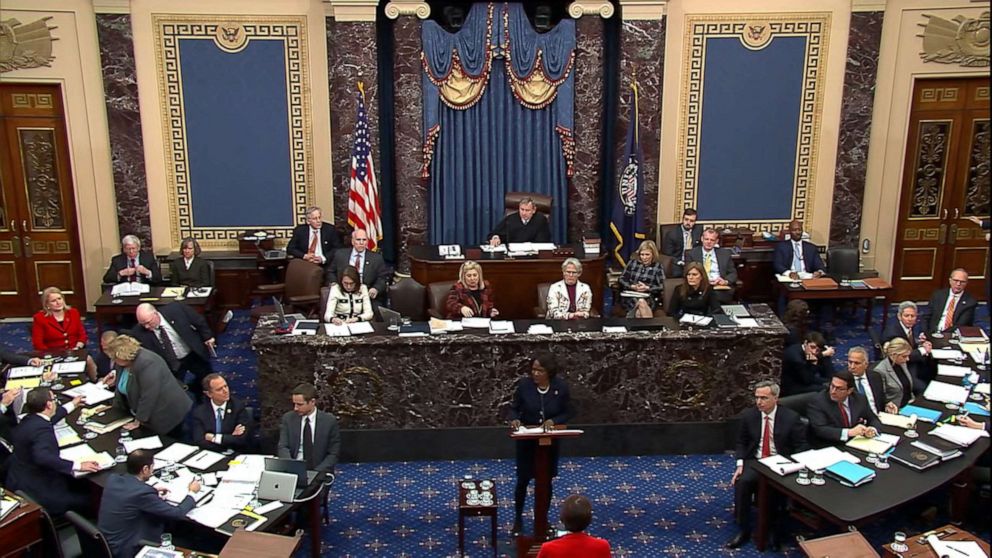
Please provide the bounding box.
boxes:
[883,300,935,384]
[103,234,162,285]
[287,206,341,267]
[846,346,885,414]
[726,380,808,551]
[488,197,551,246]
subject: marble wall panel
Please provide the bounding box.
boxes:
[830,12,883,247]
[616,18,665,239]
[326,19,379,227]
[570,17,606,242]
[392,18,427,272]
[96,14,151,245]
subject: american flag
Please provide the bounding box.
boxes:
[348,82,383,251]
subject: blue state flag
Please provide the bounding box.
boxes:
[608,83,647,268]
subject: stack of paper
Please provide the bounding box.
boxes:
[923,381,970,405]
[429,319,463,334]
[792,447,860,471]
[111,282,150,296]
[679,314,712,326]
[54,421,82,447]
[937,364,973,378]
[7,366,43,378]
[123,436,163,453]
[323,324,352,337]
[878,412,914,429]
[184,449,226,471]
[63,382,115,405]
[154,442,199,467]
[758,455,804,476]
[926,535,989,558]
[347,321,374,335]
[488,321,515,334]
[527,324,554,335]
[161,287,186,298]
[59,444,115,476]
[931,424,990,447]
[845,433,898,454]
[602,326,628,333]
[931,348,965,360]
[461,317,491,329]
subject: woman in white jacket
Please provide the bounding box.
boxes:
[546,258,592,320]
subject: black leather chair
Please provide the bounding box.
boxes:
[65,511,113,558]
[827,247,859,277]
[387,277,427,322]
[249,258,324,321]
[504,192,552,221]
[427,280,456,319]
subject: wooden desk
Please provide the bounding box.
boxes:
[408,245,606,319]
[881,524,990,558]
[774,279,891,331]
[92,287,216,334]
[219,529,302,557]
[458,479,497,557]
[0,498,44,557]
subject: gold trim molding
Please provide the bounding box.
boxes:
[618,0,666,21]
[324,0,379,22]
[384,1,431,20]
[0,17,58,74]
[852,0,886,12]
[568,1,616,19]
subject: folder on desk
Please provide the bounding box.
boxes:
[824,460,875,487]
[889,444,942,471]
[398,322,430,337]
[899,404,942,423]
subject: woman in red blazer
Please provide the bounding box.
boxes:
[32,287,97,379]
[444,260,500,319]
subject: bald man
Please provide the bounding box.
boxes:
[773,220,825,278]
[131,302,215,391]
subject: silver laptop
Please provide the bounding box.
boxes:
[257,470,297,503]
[379,306,401,323]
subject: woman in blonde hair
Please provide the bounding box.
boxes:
[618,240,666,318]
[445,260,499,319]
[107,335,191,437]
[32,287,97,380]
[874,337,916,413]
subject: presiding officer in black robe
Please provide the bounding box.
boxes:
[508,352,574,536]
[488,197,551,246]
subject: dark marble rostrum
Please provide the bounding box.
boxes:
[570,16,606,243]
[830,11,883,247]
[96,14,151,245]
[253,305,787,434]
[326,18,379,226]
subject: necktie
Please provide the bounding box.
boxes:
[215,407,224,434]
[302,417,315,469]
[838,402,850,428]
[856,378,865,394]
[943,295,957,331]
[760,416,772,458]
[792,243,803,272]
[307,230,318,255]
[129,258,136,282]
[353,253,362,278]
[704,252,713,276]
[683,230,691,260]
[157,326,180,372]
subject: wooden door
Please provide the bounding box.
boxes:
[892,78,989,302]
[0,84,85,316]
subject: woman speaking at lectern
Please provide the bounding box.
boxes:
[508,352,574,536]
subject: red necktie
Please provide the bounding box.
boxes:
[838,402,850,428]
[760,416,772,458]
[307,230,318,255]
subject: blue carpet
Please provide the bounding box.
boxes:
[2,302,988,556]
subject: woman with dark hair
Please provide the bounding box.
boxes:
[508,352,574,535]
[169,237,212,288]
[323,265,374,324]
[667,261,720,318]
[782,299,811,346]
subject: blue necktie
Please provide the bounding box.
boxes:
[215,407,223,434]
[792,243,803,272]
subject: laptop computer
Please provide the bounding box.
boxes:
[264,457,319,492]
[379,306,401,324]
[257,470,297,503]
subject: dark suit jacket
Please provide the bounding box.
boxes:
[772,240,825,275]
[132,302,214,364]
[807,390,882,446]
[667,284,720,318]
[169,257,212,288]
[780,344,832,397]
[6,408,78,515]
[113,348,192,435]
[287,223,340,264]
[488,212,551,245]
[103,252,162,285]
[685,246,738,284]
[926,288,978,332]
[325,248,388,298]
[882,319,932,383]
[661,224,703,260]
[277,410,340,476]
[853,370,887,413]
[98,473,196,558]
[1,348,31,367]
[190,396,252,451]
[735,406,809,461]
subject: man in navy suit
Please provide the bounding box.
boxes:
[661,208,703,277]
[847,346,886,414]
[102,234,162,285]
[726,380,808,551]
[926,269,978,333]
[99,449,200,558]
[287,206,341,268]
[133,302,214,391]
[807,370,882,447]
[773,220,825,278]
[277,383,340,480]
[6,388,101,515]
[883,301,935,384]
[191,373,252,451]
[325,228,388,304]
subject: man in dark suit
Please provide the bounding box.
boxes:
[191,373,252,451]
[326,228,388,303]
[488,197,551,246]
[132,302,214,391]
[661,208,702,277]
[726,380,808,551]
[277,383,340,480]
[781,331,834,397]
[847,346,885,414]
[926,268,978,333]
[685,227,737,303]
[6,388,101,515]
[287,206,341,268]
[102,234,162,285]
[1,387,25,481]
[807,370,882,447]
[772,220,825,278]
[99,449,200,558]
[883,301,936,384]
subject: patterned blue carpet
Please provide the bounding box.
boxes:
[2,301,988,556]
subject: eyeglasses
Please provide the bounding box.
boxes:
[564,271,580,276]
[828,384,849,392]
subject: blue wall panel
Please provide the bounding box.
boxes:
[179,38,293,227]
[696,36,805,221]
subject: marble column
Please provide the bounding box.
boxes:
[830,11,883,247]
[570,15,607,242]
[96,14,151,245]
[325,17,379,225]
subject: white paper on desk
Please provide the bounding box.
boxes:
[347,321,374,335]
[932,348,966,360]
[878,412,914,429]
[527,324,555,335]
[54,421,82,447]
[602,326,628,333]
[184,449,226,470]
[253,500,285,515]
[480,244,506,253]
[52,361,87,375]
[679,314,712,326]
[111,282,150,296]
[201,472,218,486]
[791,447,860,472]
[461,317,491,329]
[975,383,990,396]
[758,455,804,476]
[123,435,163,453]
[489,321,515,334]
[155,442,199,465]
[7,366,44,379]
[927,535,989,558]
[60,443,99,462]
[186,501,238,528]
[931,424,989,446]
[734,318,759,328]
[923,380,970,404]
[620,290,650,298]
[186,287,213,298]
[323,323,352,337]
[63,382,115,405]
[938,364,974,378]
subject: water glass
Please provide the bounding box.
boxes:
[388,317,400,331]
[160,532,174,550]
[866,452,878,464]
[811,469,825,486]
[796,468,811,486]
[115,445,127,463]
[891,531,909,553]
[876,453,890,470]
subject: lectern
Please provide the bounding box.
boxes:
[509,427,582,558]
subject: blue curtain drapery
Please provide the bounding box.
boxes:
[422,3,575,245]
